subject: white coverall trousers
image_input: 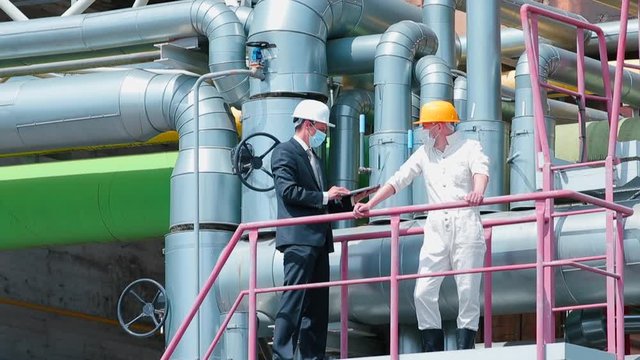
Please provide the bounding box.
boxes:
[414,208,486,331]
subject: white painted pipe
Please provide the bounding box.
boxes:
[0,0,27,21]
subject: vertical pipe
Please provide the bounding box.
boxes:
[616,216,626,360]
[329,90,374,229]
[412,55,453,209]
[535,200,546,360]
[422,0,456,69]
[464,0,505,212]
[370,21,437,222]
[454,75,468,121]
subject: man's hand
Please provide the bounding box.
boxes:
[464,191,484,206]
[353,202,371,218]
[328,186,350,200]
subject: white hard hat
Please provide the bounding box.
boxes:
[292,99,334,128]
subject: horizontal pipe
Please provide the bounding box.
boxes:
[0,0,249,105]
[0,51,160,77]
[216,200,640,326]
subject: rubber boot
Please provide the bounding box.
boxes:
[456,328,476,350]
[420,329,444,352]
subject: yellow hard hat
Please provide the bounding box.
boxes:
[414,100,460,125]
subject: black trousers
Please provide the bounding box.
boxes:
[272,244,329,360]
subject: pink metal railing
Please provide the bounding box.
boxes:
[521,2,633,359]
[161,190,632,360]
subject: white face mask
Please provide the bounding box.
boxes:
[420,128,436,148]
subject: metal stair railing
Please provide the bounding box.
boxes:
[521,3,633,359]
[160,191,632,360]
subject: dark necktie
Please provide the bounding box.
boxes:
[306,148,323,189]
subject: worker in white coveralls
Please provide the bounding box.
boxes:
[353,100,489,352]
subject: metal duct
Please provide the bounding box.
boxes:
[454,75,467,121]
[330,19,640,73]
[510,44,640,209]
[455,0,590,51]
[422,0,456,69]
[464,0,506,212]
[458,19,640,64]
[370,21,437,222]
[328,90,374,229]
[0,0,249,106]
[216,202,640,327]
[0,70,239,358]
[411,55,453,210]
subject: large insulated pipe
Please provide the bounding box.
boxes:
[422,0,456,69]
[454,75,467,121]
[241,0,424,224]
[328,90,374,229]
[464,0,506,212]
[458,19,639,64]
[216,201,640,327]
[370,21,437,222]
[411,55,453,211]
[455,0,590,50]
[0,0,249,106]
[510,44,640,209]
[0,70,239,358]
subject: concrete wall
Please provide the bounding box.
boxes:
[0,239,165,360]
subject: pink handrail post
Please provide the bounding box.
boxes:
[606,210,616,354]
[542,167,556,344]
[248,229,259,360]
[340,240,349,358]
[616,215,626,360]
[389,215,400,360]
[483,228,493,348]
[535,197,546,360]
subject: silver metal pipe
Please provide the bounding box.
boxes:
[0,0,249,106]
[464,0,506,212]
[412,55,453,210]
[0,51,160,77]
[422,0,456,69]
[0,0,28,21]
[328,90,374,229]
[511,44,640,209]
[216,202,640,326]
[454,75,467,121]
[370,21,438,221]
[455,0,589,50]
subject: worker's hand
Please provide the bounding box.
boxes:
[353,202,371,218]
[464,191,484,206]
[328,186,350,200]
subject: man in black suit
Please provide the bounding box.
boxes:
[270,99,373,360]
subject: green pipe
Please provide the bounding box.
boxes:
[0,152,176,250]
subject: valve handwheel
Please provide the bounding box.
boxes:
[232,132,280,192]
[117,278,168,338]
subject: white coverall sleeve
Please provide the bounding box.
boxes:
[468,141,490,176]
[386,147,424,193]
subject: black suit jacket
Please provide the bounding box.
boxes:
[271,138,352,253]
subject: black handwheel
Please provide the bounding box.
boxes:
[117,278,168,338]
[231,132,280,192]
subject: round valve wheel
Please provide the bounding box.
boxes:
[117,278,168,338]
[231,132,280,192]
